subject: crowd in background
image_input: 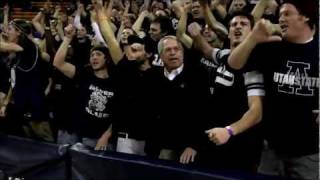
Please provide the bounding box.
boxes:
[0,0,318,179]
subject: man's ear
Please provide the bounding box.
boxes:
[303,16,310,23]
[146,52,153,58]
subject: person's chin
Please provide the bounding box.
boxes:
[170,63,180,69]
[91,65,100,70]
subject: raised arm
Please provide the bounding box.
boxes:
[174,1,193,49]
[132,10,149,35]
[116,0,130,42]
[53,5,61,19]
[251,0,269,23]
[210,0,227,20]
[37,39,51,62]
[188,22,217,60]
[228,19,281,69]
[32,9,46,36]
[171,0,182,18]
[200,0,228,40]
[53,24,76,79]
[95,1,123,64]
[0,41,23,52]
[74,3,84,29]
[105,0,114,20]
[56,15,65,41]
[90,10,107,46]
[3,4,9,33]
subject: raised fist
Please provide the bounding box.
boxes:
[64,24,76,39]
[3,4,9,14]
[124,0,130,8]
[188,22,202,37]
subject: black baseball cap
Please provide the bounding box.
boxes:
[127,35,145,45]
[90,45,112,60]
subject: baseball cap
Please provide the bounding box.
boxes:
[127,35,145,45]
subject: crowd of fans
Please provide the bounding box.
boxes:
[0,0,318,179]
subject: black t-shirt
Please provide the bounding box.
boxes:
[0,57,10,94]
[213,49,265,155]
[246,38,319,156]
[11,42,51,121]
[143,35,164,67]
[185,47,265,168]
[71,37,92,68]
[50,68,77,131]
[73,67,116,138]
[184,46,218,96]
[112,58,151,139]
[14,42,49,92]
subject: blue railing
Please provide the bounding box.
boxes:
[0,134,283,180]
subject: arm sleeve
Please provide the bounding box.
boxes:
[211,48,231,66]
[74,14,82,29]
[91,22,108,47]
[243,70,265,97]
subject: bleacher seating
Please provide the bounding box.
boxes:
[9,1,72,21]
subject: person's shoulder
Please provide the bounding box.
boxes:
[258,41,282,49]
[144,66,163,80]
[75,66,93,80]
[116,57,130,67]
[147,66,162,74]
[251,41,282,57]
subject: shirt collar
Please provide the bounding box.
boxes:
[164,64,184,81]
[304,37,313,43]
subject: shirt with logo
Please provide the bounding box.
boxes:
[73,67,116,138]
[246,38,319,156]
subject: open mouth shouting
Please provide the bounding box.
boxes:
[280,24,288,33]
[234,30,242,38]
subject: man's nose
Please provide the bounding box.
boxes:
[169,49,176,55]
[279,16,285,23]
[235,24,242,29]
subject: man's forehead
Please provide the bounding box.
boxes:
[131,43,144,48]
[91,50,104,54]
[150,22,160,28]
[123,28,133,33]
[163,38,177,44]
[231,16,250,23]
[279,3,298,13]
[192,1,200,5]
[234,0,246,4]
[163,40,180,49]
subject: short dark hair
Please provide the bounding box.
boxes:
[151,16,174,35]
[9,19,34,48]
[90,45,115,71]
[227,11,255,29]
[90,46,112,61]
[10,19,33,35]
[281,0,318,28]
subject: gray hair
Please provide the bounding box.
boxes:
[157,35,183,55]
